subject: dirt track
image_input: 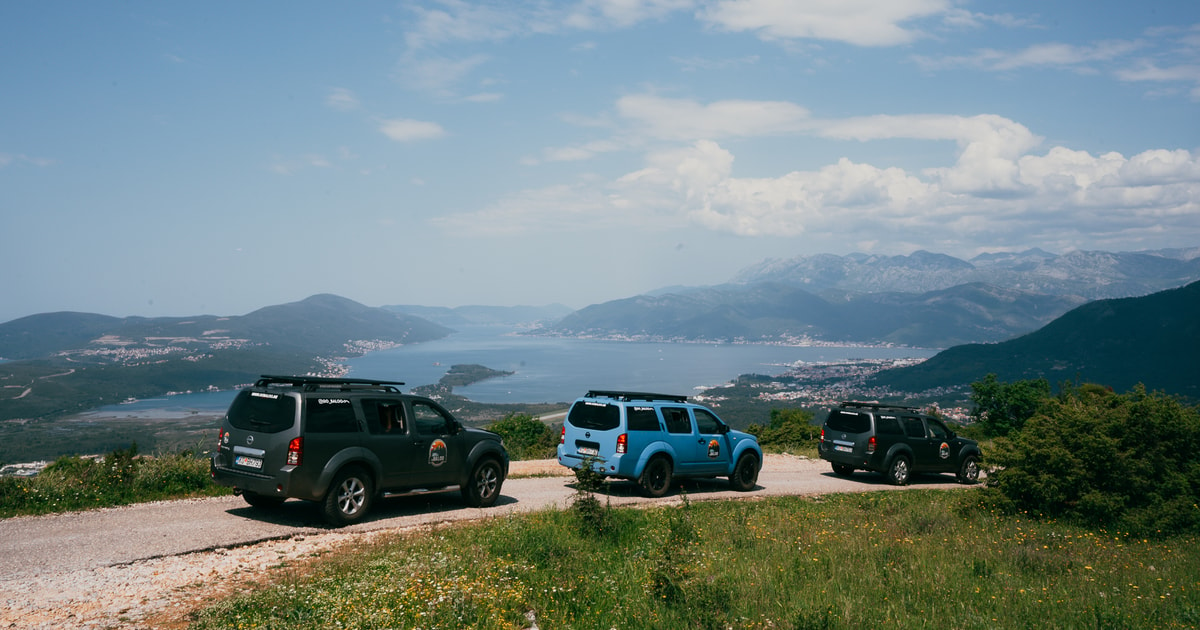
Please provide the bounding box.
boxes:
[0,455,973,628]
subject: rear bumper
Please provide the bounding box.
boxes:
[211,461,319,501]
[817,441,883,472]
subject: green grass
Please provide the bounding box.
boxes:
[188,491,1200,630]
[0,444,229,518]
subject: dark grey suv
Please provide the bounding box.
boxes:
[817,401,981,485]
[211,375,509,526]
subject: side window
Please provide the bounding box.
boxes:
[363,398,407,435]
[413,401,453,436]
[662,407,692,434]
[903,417,926,439]
[626,406,661,431]
[305,397,359,433]
[926,418,949,440]
[694,408,723,434]
[876,415,903,435]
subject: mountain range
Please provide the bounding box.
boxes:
[870,280,1200,401]
[0,294,450,420]
[537,248,1200,347]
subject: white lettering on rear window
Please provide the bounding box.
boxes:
[318,398,350,405]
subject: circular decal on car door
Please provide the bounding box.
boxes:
[429,439,448,467]
[708,439,721,459]
[939,442,950,459]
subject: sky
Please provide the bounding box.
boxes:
[2,1,1199,323]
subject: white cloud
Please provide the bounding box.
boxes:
[378,118,446,142]
[700,0,951,47]
[0,153,54,168]
[326,87,360,111]
[616,94,811,140]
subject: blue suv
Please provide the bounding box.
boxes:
[557,390,762,497]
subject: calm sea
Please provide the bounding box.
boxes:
[95,325,936,414]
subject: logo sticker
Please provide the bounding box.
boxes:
[708,439,721,459]
[939,442,950,459]
[429,439,448,467]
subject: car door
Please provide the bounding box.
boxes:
[360,398,419,490]
[691,408,732,475]
[903,415,940,472]
[407,399,463,488]
[660,406,700,473]
[924,417,959,473]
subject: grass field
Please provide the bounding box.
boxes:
[187,490,1200,629]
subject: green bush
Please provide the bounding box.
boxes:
[985,383,1200,536]
[0,444,224,518]
[485,412,559,460]
[746,408,818,451]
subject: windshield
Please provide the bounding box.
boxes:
[226,390,297,434]
[567,401,620,431]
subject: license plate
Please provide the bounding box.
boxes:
[235,455,263,469]
[577,446,598,456]
[834,445,853,453]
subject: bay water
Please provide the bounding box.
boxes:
[97,326,936,414]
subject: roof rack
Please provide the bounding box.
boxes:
[838,401,921,412]
[255,374,406,393]
[585,390,689,403]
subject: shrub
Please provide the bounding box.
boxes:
[485,412,559,460]
[985,383,1200,536]
[746,408,818,451]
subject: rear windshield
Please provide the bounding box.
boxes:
[567,401,620,431]
[826,410,870,434]
[226,390,297,434]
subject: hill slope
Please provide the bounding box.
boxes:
[0,295,451,420]
[870,280,1200,400]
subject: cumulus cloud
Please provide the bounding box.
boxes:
[700,0,951,46]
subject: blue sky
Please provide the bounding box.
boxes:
[2,1,1198,323]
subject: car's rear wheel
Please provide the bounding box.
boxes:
[957,454,980,484]
[462,458,504,507]
[886,455,911,486]
[322,467,374,527]
[831,463,855,477]
[639,456,673,498]
[241,491,285,509]
[729,452,759,491]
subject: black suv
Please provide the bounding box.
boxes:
[817,401,981,486]
[211,375,509,526]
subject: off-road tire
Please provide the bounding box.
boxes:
[957,455,980,485]
[322,467,374,527]
[462,458,504,507]
[886,455,911,486]
[639,456,673,498]
[729,452,760,491]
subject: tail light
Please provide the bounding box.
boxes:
[287,437,303,466]
[560,426,565,445]
[216,427,225,450]
[867,436,877,455]
[819,427,825,441]
[616,433,628,454]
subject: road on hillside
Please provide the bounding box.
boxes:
[0,456,974,582]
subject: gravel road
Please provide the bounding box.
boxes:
[0,456,973,629]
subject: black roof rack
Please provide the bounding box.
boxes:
[255,374,406,393]
[838,401,921,412]
[585,390,689,403]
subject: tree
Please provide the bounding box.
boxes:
[746,408,817,450]
[969,373,1051,437]
[485,413,558,461]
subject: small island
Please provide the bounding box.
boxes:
[437,364,515,388]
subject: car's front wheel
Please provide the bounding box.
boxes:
[639,456,673,498]
[886,455,911,486]
[957,454,980,484]
[322,467,374,527]
[462,458,504,507]
[729,452,759,491]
